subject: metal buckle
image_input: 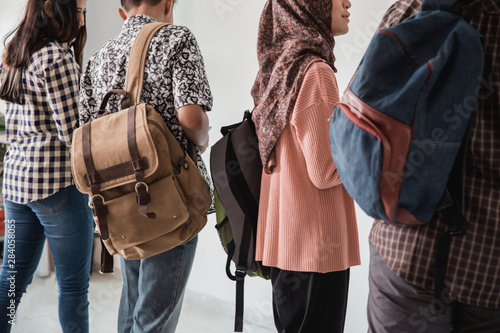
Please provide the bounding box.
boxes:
[88,194,105,208]
[449,229,465,236]
[135,182,149,193]
[235,269,246,280]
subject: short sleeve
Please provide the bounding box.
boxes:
[79,58,99,125]
[171,29,213,112]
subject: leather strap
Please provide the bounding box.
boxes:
[127,105,142,179]
[126,106,155,219]
[124,23,171,219]
[82,123,110,240]
[82,123,98,191]
[100,239,114,274]
[84,157,149,186]
[98,89,132,117]
[124,22,171,105]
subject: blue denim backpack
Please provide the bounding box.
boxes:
[329,0,484,226]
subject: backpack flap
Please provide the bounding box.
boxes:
[72,23,171,195]
[72,102,160,194]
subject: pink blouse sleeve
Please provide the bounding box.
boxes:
[291,62,343,189]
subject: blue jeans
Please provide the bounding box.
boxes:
[118,237,197,333]
[0,185,93,333]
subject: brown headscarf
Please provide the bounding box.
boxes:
[251,0,336,172]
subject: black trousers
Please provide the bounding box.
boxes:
[271,267,350,333]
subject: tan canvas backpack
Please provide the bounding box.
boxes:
[71,23,211,272]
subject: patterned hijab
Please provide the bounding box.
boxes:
[251,0,336,171]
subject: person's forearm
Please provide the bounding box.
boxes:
[177,104,209,152]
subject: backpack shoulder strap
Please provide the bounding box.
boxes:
[421,0,476,15]
[124,22,171,105]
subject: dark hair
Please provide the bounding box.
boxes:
[120,0,164,12]
[0,0,87,104]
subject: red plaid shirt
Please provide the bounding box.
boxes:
[370,0,500,308]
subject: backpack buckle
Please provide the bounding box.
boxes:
[449,229,465,237]
[135,182,151,206]
[89,194,106,208]
[235,268,246,281]
[135,182,149,193]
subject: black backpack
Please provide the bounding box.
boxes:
[210,110,270,332]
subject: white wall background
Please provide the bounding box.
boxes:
[0,0,26,115]
[1,0,396,332]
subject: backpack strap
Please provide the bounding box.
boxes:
[125,23,172,219]
[421,0,473,11]
[422,0,481,20]
[224,111,260,332]
[107,23,172,219]
[124,22,171,105]
[100,239,115,274]
[82,122,115,273]
[433,123,470,314]
[226,132,254,332]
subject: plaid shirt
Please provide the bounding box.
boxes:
[0,42,79,204]
[370,0,500,308]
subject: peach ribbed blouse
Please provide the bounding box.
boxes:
[255,61,361,273]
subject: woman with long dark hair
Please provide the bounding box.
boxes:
[0,0,92,332]
[252,0,360,332]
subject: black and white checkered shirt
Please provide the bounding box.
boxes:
[0,42,79,204]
